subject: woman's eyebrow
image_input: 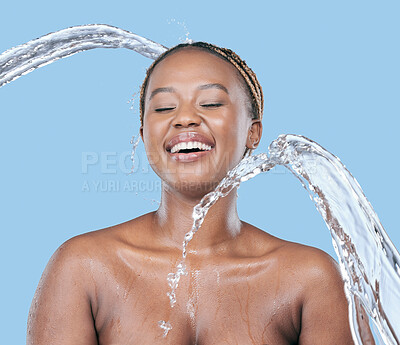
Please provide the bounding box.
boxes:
[148,83,229,101]
[149,87,176,101]
[198,83,229,94]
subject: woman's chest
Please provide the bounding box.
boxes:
[93,262,300,345]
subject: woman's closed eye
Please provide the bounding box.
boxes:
[200,103,223,108]
[155,106,176,112]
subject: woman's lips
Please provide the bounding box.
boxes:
[165,132,215,162]
[166,132,214,151]
[169,149,213,162]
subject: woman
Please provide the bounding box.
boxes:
[27,42,354,344]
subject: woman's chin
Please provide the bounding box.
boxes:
[163,178,221,198]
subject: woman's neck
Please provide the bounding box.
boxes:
[152,183,242,253]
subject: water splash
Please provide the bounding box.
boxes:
[1,25,399,344]
[157,320,172,337]
[127,132,141,175]
[127,91,139,112]
[0,24,167,87]
[167,19,193,44]
[161,135,400,344]
[166,261,188,308]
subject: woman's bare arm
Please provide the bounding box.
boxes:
[298,250,355,345]
[27,238,98,345]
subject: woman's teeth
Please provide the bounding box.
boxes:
[170,141,212,154]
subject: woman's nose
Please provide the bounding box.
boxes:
[172,105,202,128]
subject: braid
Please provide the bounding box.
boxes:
[139,42,263,126]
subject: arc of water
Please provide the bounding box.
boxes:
[0,24,168,88]
[269,135,400,345]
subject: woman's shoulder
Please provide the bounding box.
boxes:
[277,240,342,283]
[54,212,156,262]
[240,222,342,281]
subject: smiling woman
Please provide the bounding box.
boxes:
[27,42,356,345]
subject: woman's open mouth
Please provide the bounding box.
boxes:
[166,133,215,162]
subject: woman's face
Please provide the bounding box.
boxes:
[141,48,261,195]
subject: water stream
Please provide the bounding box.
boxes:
[1,24,399,345]
[0,24,166,87]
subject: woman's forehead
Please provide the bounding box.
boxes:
[148,48,241,88]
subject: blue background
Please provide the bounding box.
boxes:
[0,0,399,343]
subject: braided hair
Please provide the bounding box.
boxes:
[139,42,264,126]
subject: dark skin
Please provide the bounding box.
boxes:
[27,48,355,344]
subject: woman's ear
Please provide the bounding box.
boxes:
[246,120,262,149]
